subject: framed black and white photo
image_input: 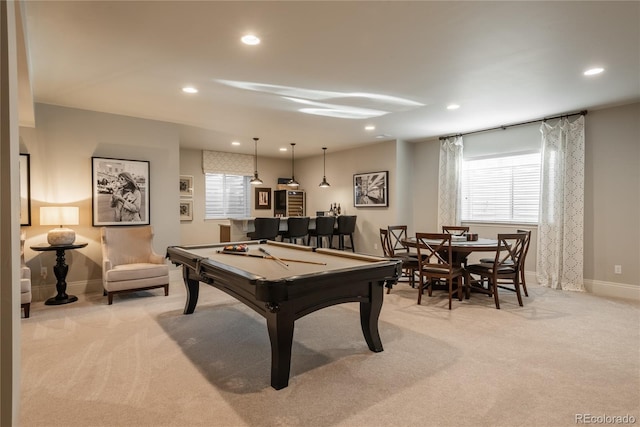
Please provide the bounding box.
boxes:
[179,175,193,198]
[92,157,150,226]
[180,200,193,221]
[353,171,389,207]
[255,187,272,210]
[20,153,31,226]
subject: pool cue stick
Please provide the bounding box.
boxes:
[259,247,289,268]
[217,250,325,265]
[276,258,326,266]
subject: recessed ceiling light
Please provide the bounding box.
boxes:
[182,87,198,94]
[584,67,604,76]
[231,141,240,146]
[447,104,460,110]
[365,125,375,131]
[279,147,287,152]
[375,134,391,139]
[241,34,260,45]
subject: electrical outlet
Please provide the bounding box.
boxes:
[614,265,622,274]
[374,243,378,250]
[40,266,47,278]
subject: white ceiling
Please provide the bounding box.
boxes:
[22,1,640,158]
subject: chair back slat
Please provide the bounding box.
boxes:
[442,225,470,236]
[415,232,453,273]
[379,228,392,257]
[387,225,410,256]
[493,233,527,272]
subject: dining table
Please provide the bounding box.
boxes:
[401,236,500,294]
[401,236,499,267]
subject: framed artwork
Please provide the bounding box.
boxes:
[179,175,193,198]
[255,187,272,210]
[19,153,31,226]
[353,171,389,207]
[180,200,193,221]
[92,157,150,226]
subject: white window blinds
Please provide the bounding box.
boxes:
[204,174,251,219]
[461,152,541,223]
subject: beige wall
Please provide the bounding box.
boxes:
[410,103,640,297]
[20,104,181,300]
[20,102,640,303]
[584,103,640,289]
[179,148,291,245]
[178,103,640,299]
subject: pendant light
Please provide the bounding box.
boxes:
[287,143,299,187]
[319,147,331,188]
[250,137,263,185]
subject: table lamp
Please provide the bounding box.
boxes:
[40,206,79,245]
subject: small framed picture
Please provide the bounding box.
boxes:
[179,175,194,198]
[353,171,389,207]
[255,187,271,210]
[180,200,193,221]
[92,157,150,226]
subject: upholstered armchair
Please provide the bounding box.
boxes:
[100,226,169,305]
[20,232,32,318]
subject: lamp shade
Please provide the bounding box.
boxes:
[40,206,79,226]
[40,206,79,245]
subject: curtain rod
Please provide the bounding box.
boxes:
[438,110,587,141]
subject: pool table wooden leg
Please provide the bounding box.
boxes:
[265,303,295,390]
[360,281,384,352]
[182,266,200,315]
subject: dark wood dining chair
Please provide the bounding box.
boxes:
[442,225,470,236]
[380,228,418,293]
[479,229,531,296]
[415,232,469,310]
[466,233,527,309]
[441,226,471,268]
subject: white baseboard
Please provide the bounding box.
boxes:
[31,270,638,303]
[583,279,640,302]
[31,267,183,302]
[524,271,640,302]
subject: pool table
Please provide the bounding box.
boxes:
[166,240,402,389]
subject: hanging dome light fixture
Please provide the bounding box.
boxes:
[287,143,299,187]
[250,137,263,185]
[319,147,331,188]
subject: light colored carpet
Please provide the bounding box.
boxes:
[20,268,640,427]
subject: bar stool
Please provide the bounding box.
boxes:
[247,217,281,241]
[280,217,310,245]
[332,215,357,252]
[307,216,336,248]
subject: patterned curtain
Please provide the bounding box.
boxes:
[437,136,464,230]
[537,115,585,291]
[202,150,253,175]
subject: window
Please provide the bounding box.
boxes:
[461,152,540,223]
[204,173,251,219]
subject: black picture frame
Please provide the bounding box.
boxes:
[92,156,150,226]
[353,171,389,207]
[20,153,31,226]
[179,199,193,221]
[255,187,272,210]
